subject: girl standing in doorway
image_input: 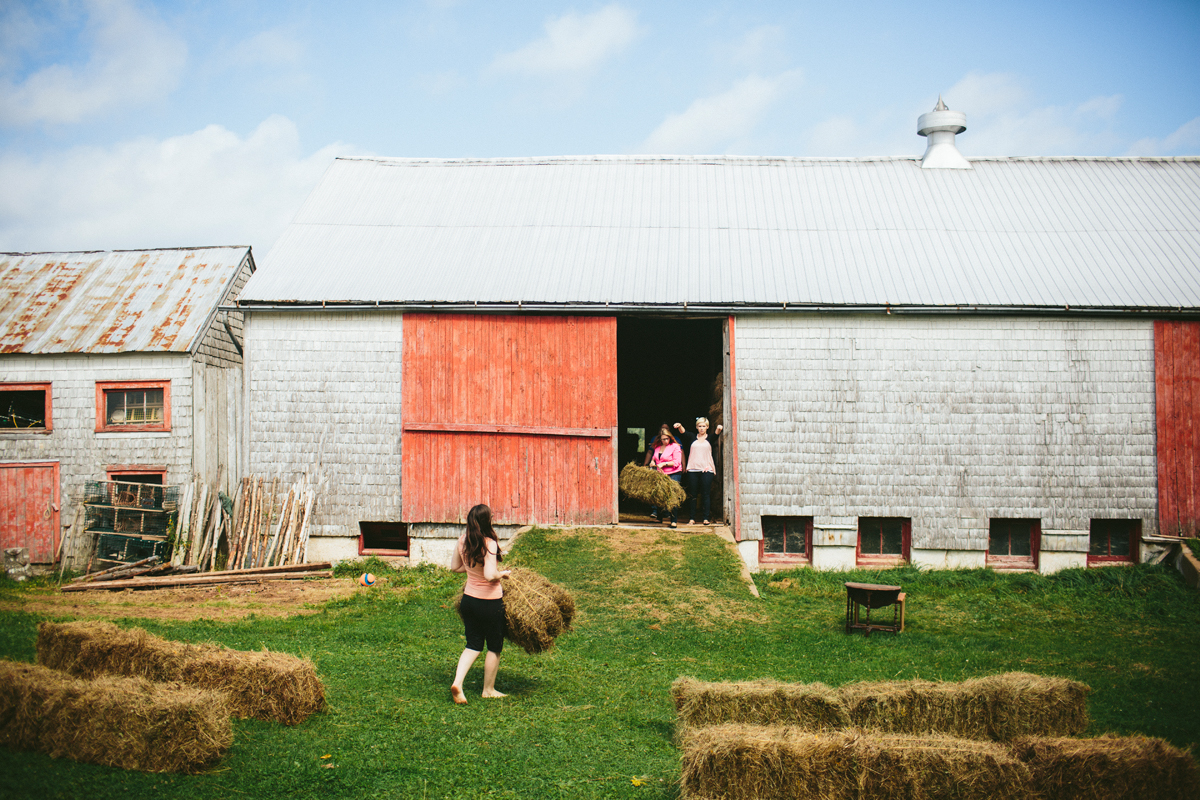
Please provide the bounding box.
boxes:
[674,417,723,525]
[646,427,684,528]
[449,504,511,704]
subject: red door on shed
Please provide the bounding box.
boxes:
[402,314,617,526]
[0,462,59,563]
[1155,321,1200,537]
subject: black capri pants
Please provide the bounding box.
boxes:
[460,594,505,654]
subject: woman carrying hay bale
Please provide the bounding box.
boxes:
[449,503,511,705]
[646,426,684,528]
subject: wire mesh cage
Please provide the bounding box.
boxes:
[85,505,173,536]
[83,481,179,510]
[95,533,170,563]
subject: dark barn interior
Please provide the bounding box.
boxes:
[616,316,726,520]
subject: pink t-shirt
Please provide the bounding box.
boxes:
[686,436,716,473]
[650,442,684,474]
[459,535,503,600]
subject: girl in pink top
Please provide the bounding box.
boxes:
[647,429,684,528]
[449,504,511,704]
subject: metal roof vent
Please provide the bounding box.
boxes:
[917,96,971,170]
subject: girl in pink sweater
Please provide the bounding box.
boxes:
[647,429,684,528]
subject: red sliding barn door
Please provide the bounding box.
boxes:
[1156,321,1200,537]
[402,314,617,526]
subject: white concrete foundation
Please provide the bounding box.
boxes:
[812,545,856,571]
[911,549,987,570]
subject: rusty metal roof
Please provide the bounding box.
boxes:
[0,247,252,354]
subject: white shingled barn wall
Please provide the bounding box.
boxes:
[732,314,1159,573]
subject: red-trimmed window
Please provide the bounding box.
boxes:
[106,466,167,485]
[95,381,170,432]
[987,518,1040,570]
[1089,519,1140,565]
[1,383,51,432]
[857,517,911,566]
[760,516,812,564]
[359,522,409,556]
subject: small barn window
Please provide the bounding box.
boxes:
[95,381,170,432]
[106,467,166,485]
[1089,519,1140,565]
[761,516,812,563]
[0,383,51,432]
[987,519,1040,570]
[359,522,409,556]
[857,517,910,566]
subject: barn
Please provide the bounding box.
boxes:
[0,246,253,567]
[237,104,1200,573]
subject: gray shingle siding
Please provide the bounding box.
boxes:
[734,315,1158,549]
[245,310,403,541]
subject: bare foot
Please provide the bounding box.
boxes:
[451,685,468,705]
[482,689,508,699]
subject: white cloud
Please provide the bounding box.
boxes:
[491,4,640,75]
[1126,116,1200,156]
[0,0,187,126]
[937,72,1124,156]
[0,115,366,253]
[636,71,802,154]
[723,25,787,69]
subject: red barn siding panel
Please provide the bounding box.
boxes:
[1156,321,1200,537]
[0,462,58,563]
[402,314,616,526]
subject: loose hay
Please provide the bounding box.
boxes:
[673,672,1089,741]
[619,462,686,511]
[452,567,577,655]
[1011,734,1200,800]
[679,724,1031,800]
[0,659,231,773]
[37,621,324,725]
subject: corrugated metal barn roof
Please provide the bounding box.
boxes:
[242,155,1200,311]
[0,246,252,354]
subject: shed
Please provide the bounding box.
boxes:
[238,106,1200,573]
[0,246,254,566]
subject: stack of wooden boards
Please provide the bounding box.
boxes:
[673,674,1200,800]
[0,621,325,773]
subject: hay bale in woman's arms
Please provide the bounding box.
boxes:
[0,659,232,773]
[619,462,686,511]
[500,568,575,655]
[37,620,324,725]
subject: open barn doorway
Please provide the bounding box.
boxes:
[617,317,726,523]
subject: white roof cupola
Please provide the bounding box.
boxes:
[917,96,971,169]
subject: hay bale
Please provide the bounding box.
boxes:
[37,621,324,725]
[1011,734,1200,800]
[619,462,686,511]
[679,724,1031,800]
[452,567,577,655]
[840,671,1090,741]
[0,659,231,773]
[672,676,849,737]
[673,672,1089,741]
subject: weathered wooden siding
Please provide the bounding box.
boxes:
[246,310,404,542]
[401,314,616,526]
[734,316,1158,548]
[0,353,194,565]
[1155,320,1200,537]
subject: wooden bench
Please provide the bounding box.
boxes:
[845,582,905,635]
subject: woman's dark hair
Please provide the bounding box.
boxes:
[463,503,502,568]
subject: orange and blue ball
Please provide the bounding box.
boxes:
[358,572,376,587]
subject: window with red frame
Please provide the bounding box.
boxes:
[761,516,812,562]
[105,466,166,485]
[1089,519,1140,565]
[857,517,910,565]
[96,381,170,432]
[1,383,51,431]
[987,518,1040,569]
[359,522,409,556]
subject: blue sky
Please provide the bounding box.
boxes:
[1,0,1197,255]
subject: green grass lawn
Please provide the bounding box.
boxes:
[0,525,1198,799]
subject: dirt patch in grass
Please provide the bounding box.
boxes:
[0,578,365,622]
